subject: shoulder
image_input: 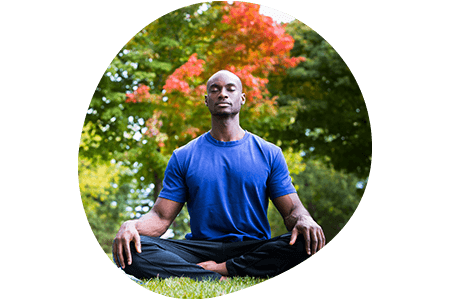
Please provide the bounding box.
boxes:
[245,132,284,166]
[166,134,208,174]
[246,132,282,154]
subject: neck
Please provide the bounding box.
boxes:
[210,114,245,142]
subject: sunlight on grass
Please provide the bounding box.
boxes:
[141,276,267,298]
[106,253,266,298]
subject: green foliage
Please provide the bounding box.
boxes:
[292,160,363,241]
[80,2,224,185]
[79,157,131,252]
[268,151,363,241]
[267,20,371,179]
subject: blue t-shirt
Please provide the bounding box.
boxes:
[158,131,296,242]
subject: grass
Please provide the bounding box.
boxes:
[140,276,266,298]
[106,253,267,298]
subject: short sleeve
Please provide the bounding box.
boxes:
[158,153,188,203]
[267,148,296,200]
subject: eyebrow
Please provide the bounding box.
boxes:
[209,83,237,89]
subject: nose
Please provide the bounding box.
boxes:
[218,87,228,100]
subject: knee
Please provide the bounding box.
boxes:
[279,233,310,257]
[122,238,158,278]
[130,236,166,258]
[123,236,159,267]
[138,235,163,246]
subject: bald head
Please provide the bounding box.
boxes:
[206,70,243,92]
[204,69,246,118]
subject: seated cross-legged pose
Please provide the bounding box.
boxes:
[113,70,326,281]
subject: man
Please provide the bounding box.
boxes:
[113,70,325,281]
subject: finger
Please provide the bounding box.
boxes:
[310,230,318,254]
[318,229,325,250]
[113,240,120,268]
[317,230,323,251]
[124,239,132,266]
[303,229,311,255]
[289,227,298,245]
[116,241,126,269]
[134,234,142,254]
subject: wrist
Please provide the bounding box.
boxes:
[124,219,139,231]
[285,210,311,230]
[124,219,138,225]
[284,213,298,231]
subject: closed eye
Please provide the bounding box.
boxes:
[208,84,237,93]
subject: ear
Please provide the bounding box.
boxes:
[204,95,208,106]
[241,93,246,105]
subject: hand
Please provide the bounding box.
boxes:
[289,215,325,255]
[113,221,142,269]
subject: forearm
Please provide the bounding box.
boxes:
[127,210,171,237]
[294,202,311,217]
[273,193,312,231]
[128,197,183,237]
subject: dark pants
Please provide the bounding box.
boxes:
[116,233,310,281]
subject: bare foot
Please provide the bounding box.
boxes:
[197,261,229,276]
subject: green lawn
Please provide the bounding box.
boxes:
[140,276,266,298]
[106,253,266,298]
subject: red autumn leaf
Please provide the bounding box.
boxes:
[163,53,205,94]
[125,84,152,103]
[127,2,306,153]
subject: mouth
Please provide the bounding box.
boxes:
[216,102,231,107]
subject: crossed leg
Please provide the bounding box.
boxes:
[117,233,310,281]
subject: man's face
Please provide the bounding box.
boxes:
[205,71,245,117]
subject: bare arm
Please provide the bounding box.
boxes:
[134,197,184,236]
[272,193,325,255]
[113,197,184,268]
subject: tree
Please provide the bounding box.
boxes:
[267,20,371,179]
[160,2,305,140]
[79,156,131,252]
[291,159,362,241]
[81,2,225,201]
